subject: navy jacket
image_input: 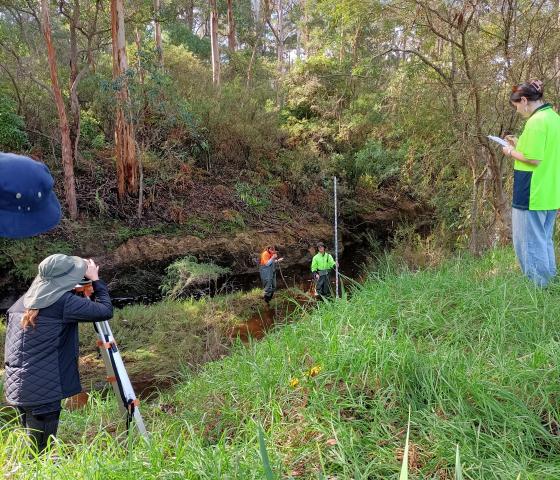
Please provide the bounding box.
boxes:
[3,280,113,406]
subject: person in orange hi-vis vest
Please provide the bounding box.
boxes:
[259,245,284,303]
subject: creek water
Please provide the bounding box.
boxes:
[213,242,371,341]
[228,292,309,341]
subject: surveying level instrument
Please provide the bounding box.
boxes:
[75,280,148,439]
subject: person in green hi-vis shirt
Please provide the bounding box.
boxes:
[502,79,560,287]
[311,242,336,298]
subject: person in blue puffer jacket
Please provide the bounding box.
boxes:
[3,254,113,452]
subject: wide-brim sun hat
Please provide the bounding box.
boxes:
[0,153,62,239]
[23,254,88,310]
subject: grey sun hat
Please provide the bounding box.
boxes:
[23,254,88,310]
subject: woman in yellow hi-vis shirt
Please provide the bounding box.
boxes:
[503,80,560,286]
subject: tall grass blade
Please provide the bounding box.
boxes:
[258,425,275,480]
[455,444,463,480]
[399,406,411,480]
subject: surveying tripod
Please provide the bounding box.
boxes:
[76,281,148,439]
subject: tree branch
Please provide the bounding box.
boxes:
[394,48,451,83]
[266,18,281,43]
[0,62,24,113]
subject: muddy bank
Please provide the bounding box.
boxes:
[96,217,333,298]
[97,186,430,300]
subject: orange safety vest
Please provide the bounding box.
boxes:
[260,250,274,266]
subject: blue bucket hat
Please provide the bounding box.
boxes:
[0,153,62,239]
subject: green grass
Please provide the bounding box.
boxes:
[1,288,293,400]
[3,248,560,478]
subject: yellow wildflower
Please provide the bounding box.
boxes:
[289,378,300,388]
[307,365,322,377]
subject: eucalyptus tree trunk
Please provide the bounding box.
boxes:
[111,0,138,197]
[154,0,163,66]
[135,29,145,219]
[185,0,194,31]
[41,0,78,219]
[68,0,90,167]
[227,0,236,51]
[247,0,268,87]
[301,0,309,54]
[265,0,284,104]
[69,0,79,159]
[276,0,284,106]
[209,0,220,86]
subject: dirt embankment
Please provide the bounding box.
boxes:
[96,185,431,296]
[101,220,333,276]
[345,184,432,236]
[96,218,334,297]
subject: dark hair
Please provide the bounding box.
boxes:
[510,79,544,104]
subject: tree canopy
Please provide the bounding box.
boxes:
[1,0,559,250]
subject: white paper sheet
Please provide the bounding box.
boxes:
[487,135,509,147]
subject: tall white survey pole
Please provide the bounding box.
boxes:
[334,176,339,299]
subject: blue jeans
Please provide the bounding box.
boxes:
[511,208,557,287]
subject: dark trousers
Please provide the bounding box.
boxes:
[260,265,277,302]
[17,401,61,453]
[315,272,332,297]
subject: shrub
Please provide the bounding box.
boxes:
[80,110,106,149]
[0,91,29,151]
[352,140,407,186]
[0,237,73,281]
[235,182,271,213]
[166,23,211,59]
[160,256,231,299]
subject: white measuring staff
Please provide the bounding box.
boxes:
[93,319,148,439]
[334,176,339,299]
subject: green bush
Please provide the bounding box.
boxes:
[281,54,379,154]
[166,23,211,59]
[352,140,407,186]
[160,256,231,299]
[80,110,106,149]
[0,91,29,151]
[235,182,271,213]
[0,237,73,281]
[190,79,279,171]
